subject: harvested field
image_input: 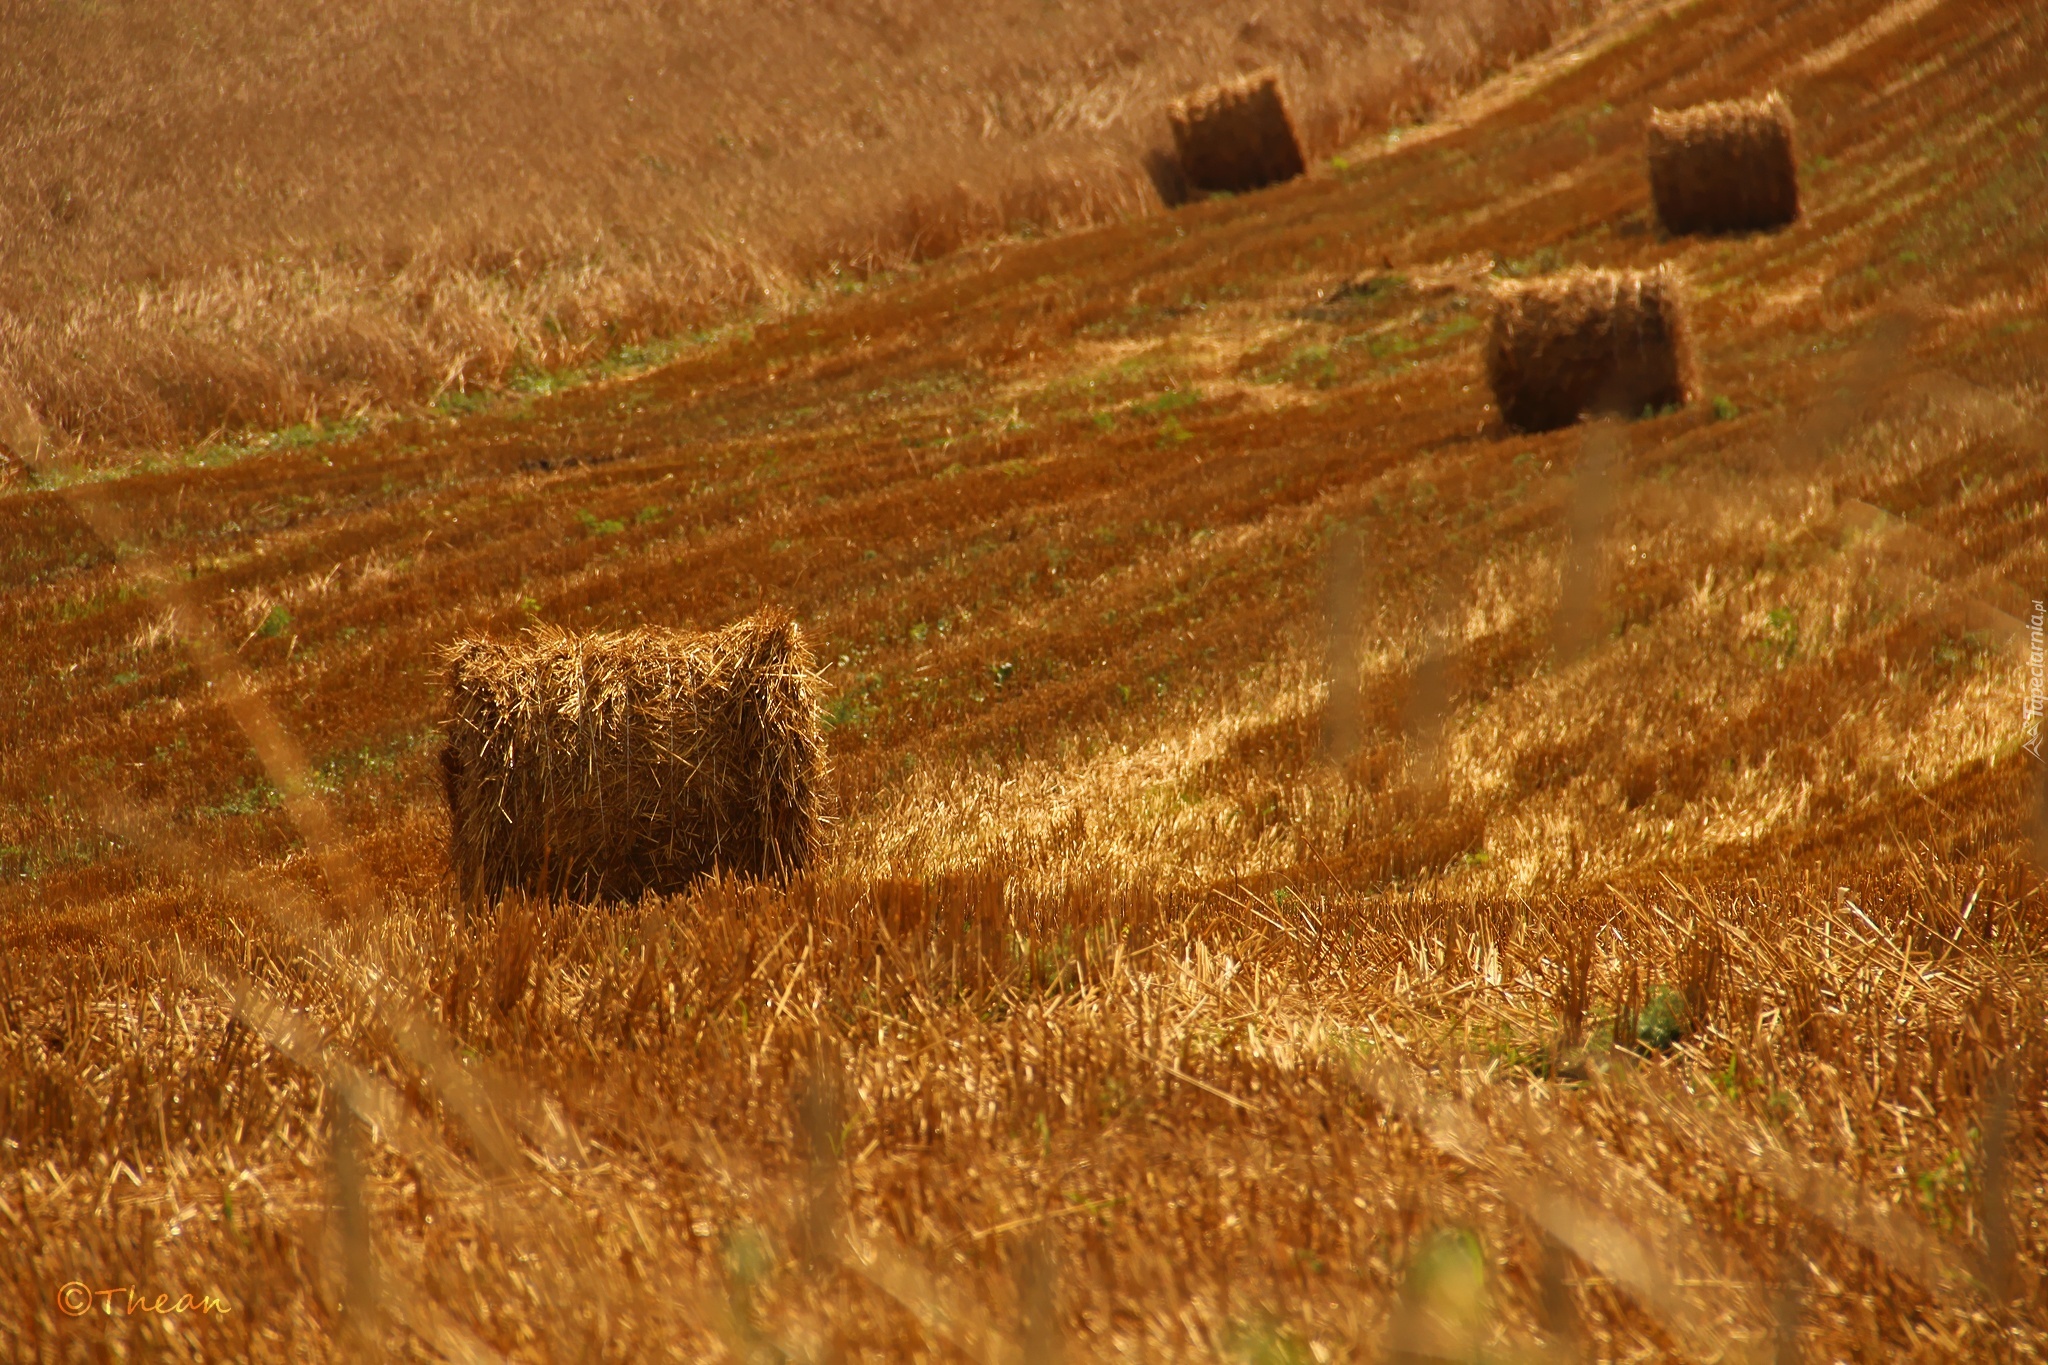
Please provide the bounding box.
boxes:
[1648,92,1803,235]
[3,0,2046,1360]
[0,0,1575,460]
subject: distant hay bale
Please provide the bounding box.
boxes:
[440,611,826,903]
[1647,93,1800,235]
[1484,267,1697,432]
[1168,69,1307,196]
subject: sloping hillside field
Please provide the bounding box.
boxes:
[3,0,2046,1358]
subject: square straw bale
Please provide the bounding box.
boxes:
[440,610,826,903]
[1484,267,1697,433]
[1647,93,1800,235]
[1168,69,1307,195]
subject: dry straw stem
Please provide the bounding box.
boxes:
[1648,92,1801,236]
[1363,1057,1769,1359]
[1484,266,1697,433]
[441,612,827,903]
[1168,69,1309,195]
[1320,523,1368,763]
[1551,421,1622,663]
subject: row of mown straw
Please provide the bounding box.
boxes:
[440,611,825,903]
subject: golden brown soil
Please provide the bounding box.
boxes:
[3,0,2045,1359]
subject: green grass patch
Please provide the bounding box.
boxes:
[1129,389,1201,418]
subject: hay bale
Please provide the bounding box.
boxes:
[1484,267,1697,432]
[1168,69,1306,195]
[440,611,826,903]
[1647,93,1800,235]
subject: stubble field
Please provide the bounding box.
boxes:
[3,0,2046,1359]
[0,0,1578,460]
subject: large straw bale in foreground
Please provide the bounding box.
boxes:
[1648,93,1800,235]
[1485,267,1696,433]
[440,612,825,902]
[1168,70,1307,195]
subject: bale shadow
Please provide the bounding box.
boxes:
[1143,147,1191,209]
